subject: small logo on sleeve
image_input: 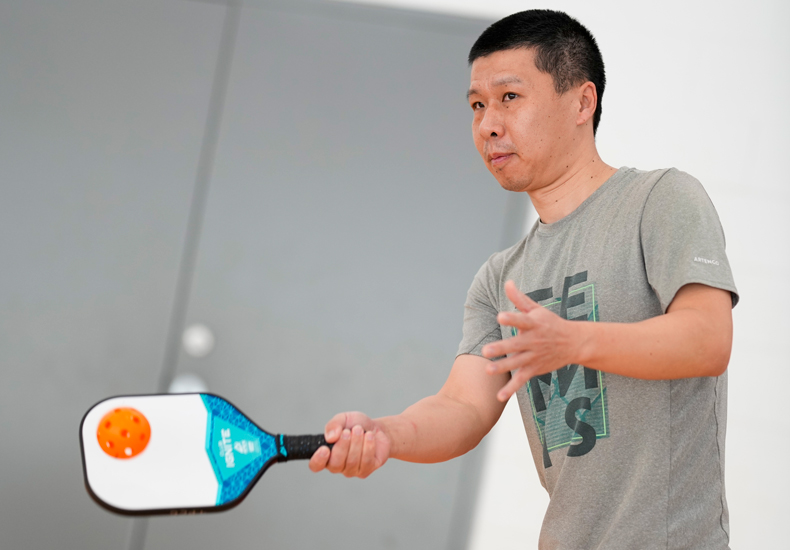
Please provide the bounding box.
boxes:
[694,257,720,266]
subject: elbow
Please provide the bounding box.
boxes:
[705,353,730,377]
[700,332,732,377]
[690,306,732,378]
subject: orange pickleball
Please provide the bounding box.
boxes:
[96,407,151,459]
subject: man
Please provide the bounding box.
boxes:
[309,9,737,549]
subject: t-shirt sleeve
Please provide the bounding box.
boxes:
[640,169,739,312]
[456,254,503,357]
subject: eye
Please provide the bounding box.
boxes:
[471,101,484,111]
[503,92,518,101]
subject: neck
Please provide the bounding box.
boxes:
[528,152,617,224]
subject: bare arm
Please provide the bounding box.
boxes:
[483,281,733,401]
[309,282,732,476]
[308,354,507,477]
[384,353,508,462]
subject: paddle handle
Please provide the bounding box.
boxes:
[279,434,334,461]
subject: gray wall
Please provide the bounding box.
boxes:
[0,1,524,548]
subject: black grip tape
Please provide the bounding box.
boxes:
[281,434,333,461]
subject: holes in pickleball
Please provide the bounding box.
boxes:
[96,407,151,459]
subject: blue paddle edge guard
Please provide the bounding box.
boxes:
[200,394,331,506]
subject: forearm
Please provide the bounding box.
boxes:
[375,354,507,463]
[575,306,732,379]
[485,283,734,400]
[377,393,491,463]
[310,355,505,477]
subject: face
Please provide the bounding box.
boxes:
[468,48,584,192]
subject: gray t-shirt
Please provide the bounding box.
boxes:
[458,167,738,550]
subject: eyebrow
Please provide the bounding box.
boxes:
[466,76,524,100]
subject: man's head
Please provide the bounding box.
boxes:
[466,10,606,193]
[469,10,605,135]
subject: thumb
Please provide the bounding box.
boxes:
[324,413,348,443]
[504,280,539,313]
[325,411,373,443]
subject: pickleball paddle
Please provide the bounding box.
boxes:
[79,393,331,516]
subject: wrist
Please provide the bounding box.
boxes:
[571,319,597,367]
[374,414,412,460]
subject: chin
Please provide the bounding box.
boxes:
[494,174,529,193]
[488,164,530,193]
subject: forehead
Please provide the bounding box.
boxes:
[468,48,545,95]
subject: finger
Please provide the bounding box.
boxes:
[482,330,535,359]
[358,430,377,479]
[327,428,351,473]
[496,367,534,402]
[504,280,539,313]
[344,425,365,477]
[308,445,331,472]
[486,351,534,375]
[324,413,348,444]
[496,311,539,331]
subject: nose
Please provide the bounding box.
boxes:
[478,104,505,140]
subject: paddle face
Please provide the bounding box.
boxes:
[80,393,281,515]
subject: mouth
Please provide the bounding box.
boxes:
[489,152,514,167]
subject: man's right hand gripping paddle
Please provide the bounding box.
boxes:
[308,412,391,479]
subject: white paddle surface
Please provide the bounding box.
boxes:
[81,394,218,511]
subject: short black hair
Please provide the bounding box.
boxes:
[469,10,606,135]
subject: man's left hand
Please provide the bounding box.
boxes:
[481,280,582,402]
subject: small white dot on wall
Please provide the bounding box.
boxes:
[182,323,215,358]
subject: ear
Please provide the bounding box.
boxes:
[575,81,597,127]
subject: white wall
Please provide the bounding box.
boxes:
[337,1,790,547]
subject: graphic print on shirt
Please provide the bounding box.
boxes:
[515,271,610,468]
